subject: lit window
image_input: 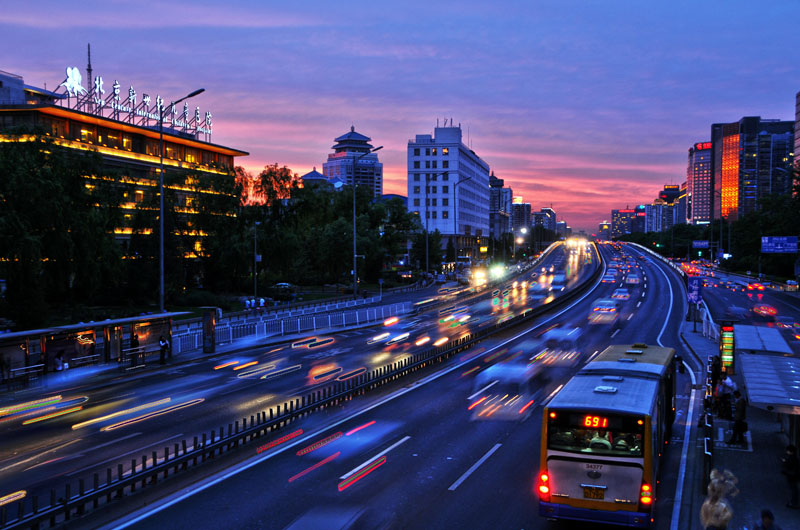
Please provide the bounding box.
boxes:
[442,148,449,155]
[432,148,437,155]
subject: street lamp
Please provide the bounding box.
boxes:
[513,227,527,261]
[159,87,205,313]
[253,221,261,302]
[352,145,383,297]
[453,175,472,263]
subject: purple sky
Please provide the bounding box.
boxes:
[4,1,798,232]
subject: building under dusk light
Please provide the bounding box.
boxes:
[0,67,248,258]
[686,141,713,224]
[322,126,383,198]
[407,123,490,255]
[711,117,794,221]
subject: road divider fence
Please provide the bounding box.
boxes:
[0,246,602,530]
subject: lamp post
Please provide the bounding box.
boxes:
[352,145,383,297]
[253,221,261,302]
[453,175,472,263]
[159,87,204,313]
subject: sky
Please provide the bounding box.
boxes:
[3,0,798,232]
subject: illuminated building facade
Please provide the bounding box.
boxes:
[322,126,383,198]
[611,209,635,239]
[407,123,491,253]
[538,208,557,232]
[597,221,610,240]
[711,117,794,221]
[511,201,531,233]
[796,91,800,170]
[686,142,712,224]
[0,69,248,259]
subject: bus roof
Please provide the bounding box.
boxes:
[547,373,659,416]
[579,344,675,379]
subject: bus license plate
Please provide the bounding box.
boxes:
[583,486,604,500]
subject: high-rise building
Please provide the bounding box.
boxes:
[555,221,571,237]
[711,117,794,221]
[511,199,531,233]
[597,221,611,240]
[489,173,511,239]
[796,91,800,171]
[686,142,712,224]
[407,123,490,254]
[611,209,636,239]
[323,126,383,198]
[538,207,557,232]
[677,181,687,225]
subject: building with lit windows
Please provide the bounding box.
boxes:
[597,221,610,240]
[407,123,490,255]
[489,173,511,239]
[796,91,800,169]
[611,209,636,239]
[511,197,531,233]
[322,126,383,198]
[538,207,557,232]
[686,142,712,224]
[0,68,248,258]
[711,117,794,221]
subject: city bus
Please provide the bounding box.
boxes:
[537,344,676,528]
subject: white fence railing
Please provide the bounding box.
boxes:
[172,302,412,354]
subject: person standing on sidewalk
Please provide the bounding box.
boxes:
[726,390,747,445]
[781,444,799,509]
[159,335,169,365]
[716,373,737,420]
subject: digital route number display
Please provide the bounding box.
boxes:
[583,415,609,428]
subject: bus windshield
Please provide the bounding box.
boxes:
[547,412,644,457]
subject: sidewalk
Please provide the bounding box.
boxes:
[681,322,796,530]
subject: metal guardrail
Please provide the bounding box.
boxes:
[0,248,603,529]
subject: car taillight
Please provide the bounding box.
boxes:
[537,472,551,502]
[640,483,652,506]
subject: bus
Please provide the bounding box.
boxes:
[538,344,676,528]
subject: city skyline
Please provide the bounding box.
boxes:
[2,0,798,232]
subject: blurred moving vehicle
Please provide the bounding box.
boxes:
[611,288,630,300]
[469,362,544,420]
[625,273,641,285]
[588,299,618,324]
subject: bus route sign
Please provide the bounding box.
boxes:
[688,277,703,304]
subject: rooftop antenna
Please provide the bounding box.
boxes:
[86,43,93,111]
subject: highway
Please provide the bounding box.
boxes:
[0,243,597,520]
[94,242,697,530]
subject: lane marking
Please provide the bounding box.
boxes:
[468,381,498,400]
[627,314,633,320]
[339,436,411,480]
[0,438,82,474]
[611,329,620,337]
[637,301,642,307]
[448,443,502,491]
[109,249,607,529]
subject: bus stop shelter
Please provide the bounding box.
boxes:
[0,312,190,390]
[738,353,800,445]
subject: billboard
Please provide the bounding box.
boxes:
[761,236,798,254]
[692,240,710,249]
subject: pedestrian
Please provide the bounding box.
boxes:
[726,390,747,445]
[716,373,737,420]
[700,468,738,530]
[780,444,800,509]
[130,333,140,367]
[159,335,169,365]
[54,351,64,372]
[753,508,782,530]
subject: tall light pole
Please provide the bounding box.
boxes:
[159,87,204,313]
[253,221,261,302]
[453,175,472,264]
[411,170,449,277]
[352,145,383,297]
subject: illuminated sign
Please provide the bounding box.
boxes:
[55,64,213,139]
[618,209,635,213]
[694,142,712,150]
[583,415,608,428]
[479,246,488,253]
[664,185,679,190]
[720,325,735,372]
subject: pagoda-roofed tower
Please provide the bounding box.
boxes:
[322,126,383,197]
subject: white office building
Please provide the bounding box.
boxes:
[407,123,490,256]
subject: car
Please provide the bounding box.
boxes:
[611,288,630,300]
[747,282,765,291]
[625,274,641,285]
[775,316,799,330]
[588,298,618,324]
[469,362,544,421]
[752,304,777,317]
[601,275,616,283]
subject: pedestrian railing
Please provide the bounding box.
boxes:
[0,247,604,529]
